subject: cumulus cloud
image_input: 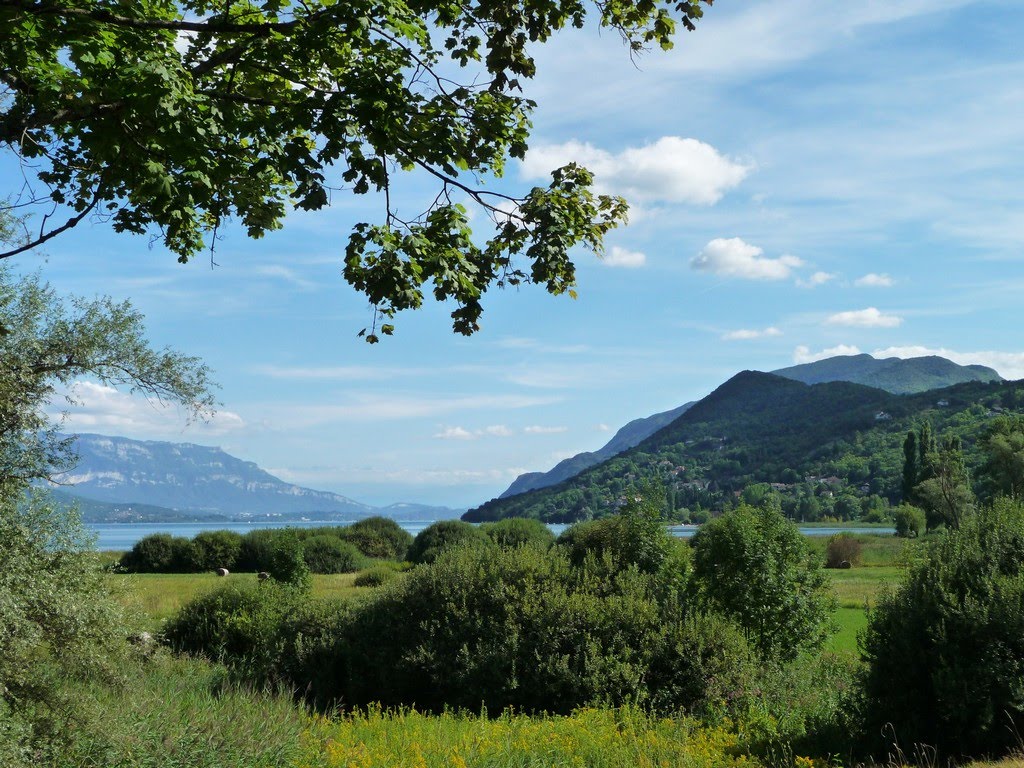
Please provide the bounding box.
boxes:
[873,346,1024,380]
[50,380,245,437]
[691,238,804,280]
[521,137,751,205]
[604,246,647,268]
[524,425,569,434]
[797,271,836,288]
[793,344,863,364]
[826,307,903,328]
[855,273,895,287]
[722,326,783,341]
[434,424,513,440]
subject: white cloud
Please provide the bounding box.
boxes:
[604,246,647,268]
[253,265,316,290]
[596,423,611,432]
[50,381,245,438]
[434,424,513,440]
[521,137,751,205]
[691,238,804,280]
[524,425,569,434]
[826,307,903,327]
[797,271,836,288]
[873,346,1024,380]
[433,426,475,440]
[855,273,895,287]
[722,326,783,341]
[793,344,863,364]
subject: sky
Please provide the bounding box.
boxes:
[7,0,1024,508]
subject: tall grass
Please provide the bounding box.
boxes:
[300,706,762,768]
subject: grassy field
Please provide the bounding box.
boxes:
[113,571,369,628]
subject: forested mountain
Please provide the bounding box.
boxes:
[499,402,694,498]
[499,354,998,501]
[50,434,464,521]
[773,354,1001,393]
[464,373,1023,523]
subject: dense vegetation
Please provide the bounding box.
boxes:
[119,517,412,575]
[467,372,1024,523]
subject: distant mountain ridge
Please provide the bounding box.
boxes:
[51,433,464,522]
[496,354,999,501]
[499,403,694,499]
[772,354,1001,393]
[465,371,1022,524]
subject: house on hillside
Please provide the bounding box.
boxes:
[875,411,892,421]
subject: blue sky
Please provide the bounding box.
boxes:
[8,0,1024,507]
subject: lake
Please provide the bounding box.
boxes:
[87,520,895,551]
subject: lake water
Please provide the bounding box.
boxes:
[87,520,894,551]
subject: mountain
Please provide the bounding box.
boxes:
[496,354,998,502]
[772,354,1001,394]
[50,433,464,522]
[499,403,694,499]
[464,372,1023,523]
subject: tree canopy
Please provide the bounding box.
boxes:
[1,0,713,339]
[0,265,215,492]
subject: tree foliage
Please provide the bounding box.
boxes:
[689,503,834,661]
[0,266,214,492]
[860,498,1024,758]
[1,0,714,339]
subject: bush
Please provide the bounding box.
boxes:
[892,504,925,538]
[0,492,132,756]
[689,503,835,661]
[339,545,747,716]
[265,530,311,588]
[163,582,303,682]
[353,566,401,587]
[824,533,862,568]
[236,528,285,571]
[302,536,368,574]
[406,520,490,564]
[340,516,413,560]
[556,503,674,575]
[186,530,242,571]
[482,517,555,550]
[860,499,1024,758]
[119,533,178,572]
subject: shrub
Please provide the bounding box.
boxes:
[236,528,285,571]
[482,517,555,550]
[340,545,744,716]
[119,533,177,572]
[556,503,674,575]
[163,582,302,682]
[186,530,242,572]
[824,533,862,568]
[265,530,311,589]
[406,520,490,564]
[353,566,401,587]
[302,536,368,574]
[340,516,413,560]
[892,504,925,538]
[860,499,1024,758]
[0,492,132,755]
[689,503,835,661]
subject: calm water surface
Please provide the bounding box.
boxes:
[88,520,894,551]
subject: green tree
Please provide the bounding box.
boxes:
[689,503,835,661]
[860,498,1024,758]
[978,415,1024,500]
[0,266,214,493]
[915,434,973,530]
[892,504,925,538]
[1,0,713,339]
[901,430,918,502]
